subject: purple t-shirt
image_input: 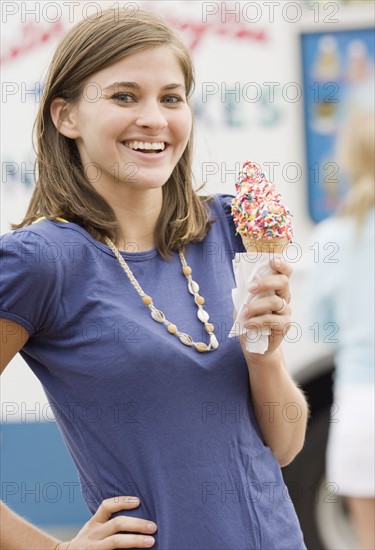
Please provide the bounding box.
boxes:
[0,194,306,549]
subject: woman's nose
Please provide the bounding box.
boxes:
[135,102,168,130]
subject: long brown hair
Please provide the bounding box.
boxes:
[13,8,213,259]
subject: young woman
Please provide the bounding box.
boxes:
[308,113,375,550]
[0,8,308,549]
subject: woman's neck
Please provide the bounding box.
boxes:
[106,187,163,252]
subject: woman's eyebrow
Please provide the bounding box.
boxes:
[103,81,185,91]
[162,83,186,91]
[103,82,139,91]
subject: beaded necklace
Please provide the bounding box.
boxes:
[105,237,219,353]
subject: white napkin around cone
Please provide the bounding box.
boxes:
[229,252,281,354]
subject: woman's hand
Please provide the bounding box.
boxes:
[56,496,157,549]
[233,257,308,465]
[239,256,292,357]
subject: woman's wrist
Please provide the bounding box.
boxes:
[245,347,283,370]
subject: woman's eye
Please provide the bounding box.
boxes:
[112,93,134,103]
[163,95,182,104]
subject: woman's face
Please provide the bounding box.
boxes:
[61,46,192,194]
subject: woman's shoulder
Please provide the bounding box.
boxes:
[0,221,67,278]
[1,218,84,243]
[1,218,100,261]
[0,221,68,335]
[311,217,344,242]
[312,209,375,245]
[204,193,234,217]
[201,193,245,254]
[202,193,237,228]
[0,219,100,285]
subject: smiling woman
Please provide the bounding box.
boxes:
[11,9,207,259]
[0,7,308,550]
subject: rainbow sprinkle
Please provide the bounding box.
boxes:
[231,161,294,241]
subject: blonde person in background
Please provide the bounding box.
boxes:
[307,112,375,550]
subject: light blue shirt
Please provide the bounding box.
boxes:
[307,208,375,388]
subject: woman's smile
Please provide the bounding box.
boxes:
[123,140,166,153]
[121,139,169,159]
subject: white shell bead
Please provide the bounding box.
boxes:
[188,279,200,295]
[197,309,209,323]
[179,333,193,346]
[105,237,219,352]
[151,309,165,323]
[209,334,219,349]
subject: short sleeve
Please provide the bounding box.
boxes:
[0,229,62,336]
[214,194,246,254]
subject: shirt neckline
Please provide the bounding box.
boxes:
[39,219,159,261]
[28,195,221,262]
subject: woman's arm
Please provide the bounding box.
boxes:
[0,501,62,550]
[0,498,158,549]
[238,258,309,467]
[0,321,61,546]
[0,319,158,549]
[245,348,309,467]
[0,319,29,374]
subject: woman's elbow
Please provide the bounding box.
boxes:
[274,437,306,468]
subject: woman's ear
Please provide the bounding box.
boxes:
[50,98,80,139]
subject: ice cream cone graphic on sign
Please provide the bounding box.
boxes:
[229,161,294,354]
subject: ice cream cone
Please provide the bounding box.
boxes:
[242,236,289,253]
[231,161,294,245]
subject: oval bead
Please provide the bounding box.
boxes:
[197,309,209,323]
[182,266,192,276]
[209,334,219,349]
[179,333,193,346]
[142,295,152,305]
[167,323,177,334]
[195,295,205,306]
[151,309,165,323]
[195,342,208,352]
[205,323,215,333]
[188,279,200,295]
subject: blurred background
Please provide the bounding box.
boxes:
[1,1,374,548]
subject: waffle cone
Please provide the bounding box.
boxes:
[242,236,289,253]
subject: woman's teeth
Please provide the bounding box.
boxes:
[124,141,165,153]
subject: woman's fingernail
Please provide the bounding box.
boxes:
[144,536,155,547]
[242,306,249,316]
[128,497,140,503]
[147,522,157,531]
[274,257,281,267]
[249,282,258,292]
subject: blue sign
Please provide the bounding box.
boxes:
[301,27,375,222]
